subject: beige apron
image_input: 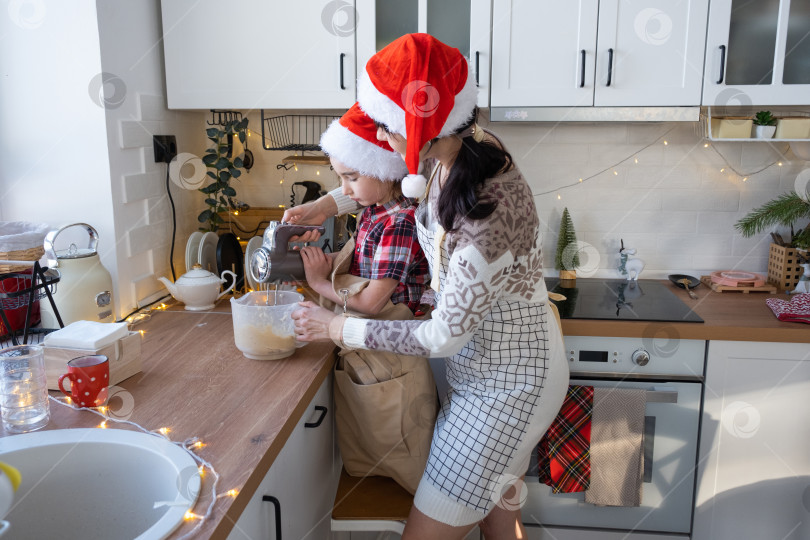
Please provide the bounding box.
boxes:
[322,238,438,494]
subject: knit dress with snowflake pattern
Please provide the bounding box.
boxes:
[335,165,569,526]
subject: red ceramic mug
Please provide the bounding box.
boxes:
[58,355,109,407]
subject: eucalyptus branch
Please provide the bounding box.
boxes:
[198,117,249,232]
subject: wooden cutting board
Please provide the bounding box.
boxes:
[701,275,777,294]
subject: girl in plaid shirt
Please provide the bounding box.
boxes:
[295,103,429,315]
[288,103,437,494]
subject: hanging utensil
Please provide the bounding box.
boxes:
[242,121,254,172]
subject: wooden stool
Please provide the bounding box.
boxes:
[331,467,413,536]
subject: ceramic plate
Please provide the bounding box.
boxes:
[185,231,204,272]
[244,236,263,291]
[198,232,218,274]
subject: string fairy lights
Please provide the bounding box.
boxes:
[47,395,240,539]
[535,121,791,200]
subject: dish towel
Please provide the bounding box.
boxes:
[765,293,810,324]
[537,385,593,493]
[585,387,646,507]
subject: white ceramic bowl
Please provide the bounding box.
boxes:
[231,291,304,360]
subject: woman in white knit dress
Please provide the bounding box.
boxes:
[290,34,569,540]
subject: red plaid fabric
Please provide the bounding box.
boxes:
[538,385,593,493]
[349,195,429,312]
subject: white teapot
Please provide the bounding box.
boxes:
[158,265,236,310]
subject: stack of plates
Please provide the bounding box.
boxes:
[185,231,221,273]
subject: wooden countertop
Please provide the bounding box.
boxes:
[3,303,336,539]
[560,280,810,343]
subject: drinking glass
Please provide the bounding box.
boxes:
[0,344,50,433]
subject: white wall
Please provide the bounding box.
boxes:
[94,0,206,316]
[487,116,807,279]
[0,2,114,266]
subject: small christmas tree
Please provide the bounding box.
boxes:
[556,207,580,280]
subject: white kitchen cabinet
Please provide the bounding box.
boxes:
[693,341,810,540]
[702,0,810,106]
[491,0,709,107]
[227,373,339,540]
[356,0,491,108]
[160,1,355,109]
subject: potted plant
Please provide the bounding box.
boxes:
[198,117,249,232]
[555,207,580,281]
[752,110,777,138]
[735,191,810,290]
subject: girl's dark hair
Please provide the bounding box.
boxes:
[437,110,512,232]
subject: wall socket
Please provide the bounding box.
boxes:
[153,135,177,163]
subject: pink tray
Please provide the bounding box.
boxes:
[710,270,766,287]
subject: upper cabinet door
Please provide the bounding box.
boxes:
[491,0,599,107]
[161,0,355,109]
[594,0,709,106]
[702,0,810,106]
[356,0,491,108]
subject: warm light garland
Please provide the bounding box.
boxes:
[48,395,221,540]
[535,123,791,198]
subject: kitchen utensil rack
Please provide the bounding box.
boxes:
[260,112,340,151]
[208,109,243,126]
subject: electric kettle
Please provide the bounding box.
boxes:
[249,222,325,284]
[40,223,115,328]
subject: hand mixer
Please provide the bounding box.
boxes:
[249,221,325,289]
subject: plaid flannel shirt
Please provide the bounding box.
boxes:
[537,385,593,493]
[349,195,429,313]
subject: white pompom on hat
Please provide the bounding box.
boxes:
[319,103,408,182]
[357,33,478,196]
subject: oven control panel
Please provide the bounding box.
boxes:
[563,336,706,378]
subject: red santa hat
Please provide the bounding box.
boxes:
[319,102,408,182]
[358,33,478,198]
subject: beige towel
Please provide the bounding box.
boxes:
[585,387,646,507]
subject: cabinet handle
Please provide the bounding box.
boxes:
[475,51,480,86]
[717,45,726,84]
[579,49,586,88]
[606,48,614,87]
[339,53,346,90]
[305,405,328,428]
[262,495,282,539]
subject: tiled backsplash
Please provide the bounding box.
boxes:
[235,112,806,280]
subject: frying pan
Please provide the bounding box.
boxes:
[668,274,700,289]
[668,274,700,299]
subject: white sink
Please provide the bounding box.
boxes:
[0,428,201,540]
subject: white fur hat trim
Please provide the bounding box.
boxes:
[401,173,428,199]
[319,119,408,181]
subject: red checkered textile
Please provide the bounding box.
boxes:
[537,385,593,493]
[349,195,429,312]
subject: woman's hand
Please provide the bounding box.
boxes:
[282,195,339,243]
[292,301,338,342]
[300,246,332,284]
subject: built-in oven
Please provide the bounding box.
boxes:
[521,279,706,539]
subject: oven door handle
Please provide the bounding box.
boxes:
[645,387,678,404]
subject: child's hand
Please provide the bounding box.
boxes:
[299,246,332,284]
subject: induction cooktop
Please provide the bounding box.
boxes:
[545,278,704,323]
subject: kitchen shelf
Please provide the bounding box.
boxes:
[703,106,810,142]
[260,112,340,151]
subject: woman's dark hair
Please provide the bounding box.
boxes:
[437,109,512,232]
